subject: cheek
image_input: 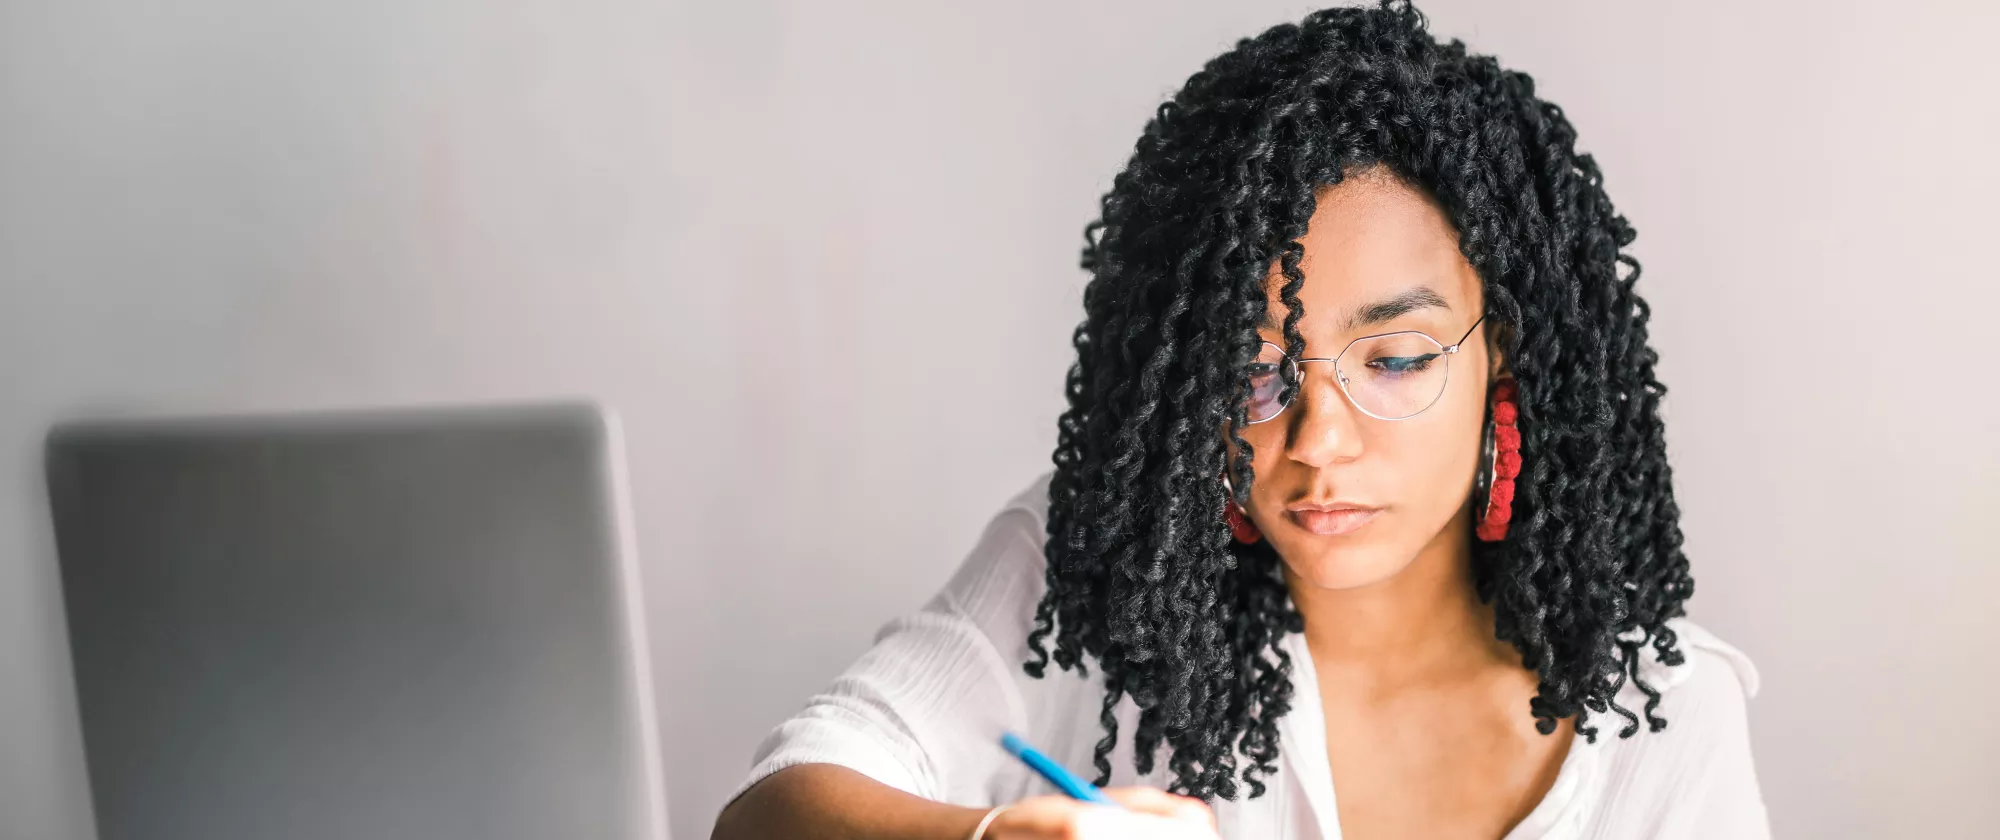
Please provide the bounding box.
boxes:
[1382,404,1486,512]
[1233,424,1285,473]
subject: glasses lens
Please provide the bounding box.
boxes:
[1244,342,1294,423]
[1339,332,1450,419]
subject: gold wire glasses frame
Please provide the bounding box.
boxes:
[1242,312,1488,424]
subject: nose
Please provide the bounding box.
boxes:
[1283,361,1365,467]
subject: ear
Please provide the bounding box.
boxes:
[1483,314,1512,381]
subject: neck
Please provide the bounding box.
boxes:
[1284,505,1513,690]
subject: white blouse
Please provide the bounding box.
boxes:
[731,471,1771,839]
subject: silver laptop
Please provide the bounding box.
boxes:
[44,402,669,840]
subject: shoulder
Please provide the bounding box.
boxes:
[923,471,1120,787]
[1610,617,1760,750]
[1588,621,1770,834]
[1632,617,1760,703]
[999,468,1054,527]
[922,470,1055,650]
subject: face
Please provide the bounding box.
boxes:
[1230,166,1498,591]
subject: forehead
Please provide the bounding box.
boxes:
[1263,168,1483,324]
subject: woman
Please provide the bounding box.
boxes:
[712,2,1766,838]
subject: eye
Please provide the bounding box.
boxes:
[1243,362,1289,422]
[1367,353,1440,376]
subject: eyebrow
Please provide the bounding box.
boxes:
[1258,286,1452,335]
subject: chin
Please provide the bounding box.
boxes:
[1273,537,1416,591]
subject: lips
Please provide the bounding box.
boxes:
[1283,502,1381,537]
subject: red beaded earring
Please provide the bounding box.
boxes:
[1220,472,1262,544]
[1475,378,1522,542]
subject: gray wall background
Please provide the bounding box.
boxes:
[2,1,1993,838]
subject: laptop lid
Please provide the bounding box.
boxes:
[44,401,668,840]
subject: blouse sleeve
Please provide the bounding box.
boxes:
[1641,620,1773,839]
[723,472,1058,810]
[1675,641,1771,839]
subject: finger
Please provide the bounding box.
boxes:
[1101,788,1216,826]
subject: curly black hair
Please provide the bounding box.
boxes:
[1021,0,1695,802]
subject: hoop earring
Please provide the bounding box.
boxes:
[1475,377,1521,542]
[1220,471,1262,544]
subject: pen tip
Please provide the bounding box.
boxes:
[1000,731,1028,754]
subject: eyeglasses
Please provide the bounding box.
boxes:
[1241,313,1486,423]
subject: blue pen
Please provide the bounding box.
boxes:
[1000,731,1122,807]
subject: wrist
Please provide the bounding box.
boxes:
[967,804,1014,840]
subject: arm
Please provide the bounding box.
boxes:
[709,474,1220,840]
[712,764,986,840]
[712,764,1222,840]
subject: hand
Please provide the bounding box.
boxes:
[981,787,1220,839]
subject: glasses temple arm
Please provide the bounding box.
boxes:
[1447,312,1488,351]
